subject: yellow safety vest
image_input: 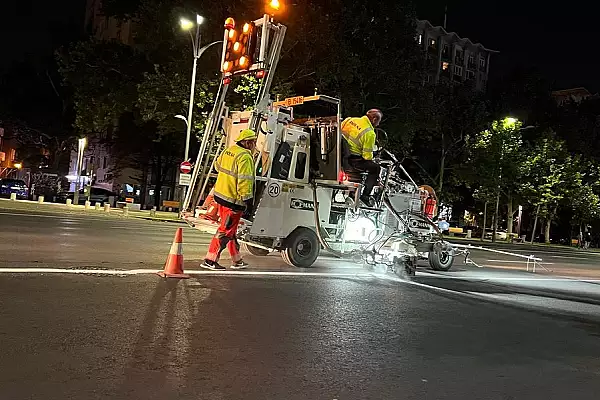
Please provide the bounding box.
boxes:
[213,144,255,209]
[340,116,376,161]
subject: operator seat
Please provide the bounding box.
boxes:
[340,137,366,183]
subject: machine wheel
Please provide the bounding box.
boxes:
[281,227,320,268]
[241,242,270,256]
[428,249,454,271]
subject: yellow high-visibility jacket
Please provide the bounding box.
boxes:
[213,144,255,211]
[340,116,376,160]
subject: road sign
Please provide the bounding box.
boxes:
[180,161,192,174]
[179,173,191,186]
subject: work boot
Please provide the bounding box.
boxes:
[201,260,226,270]
[230,260,249,270]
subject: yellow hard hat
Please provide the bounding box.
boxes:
[236,129,258,142]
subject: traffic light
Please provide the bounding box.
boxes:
[222,18,258,76]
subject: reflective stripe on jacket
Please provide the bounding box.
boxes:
[213,144,255,210]
[340,116,376,160]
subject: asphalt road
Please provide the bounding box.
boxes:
[1,274,600,399]
[2,209,600,398]
[2,207,599,274]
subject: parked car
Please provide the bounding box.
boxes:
[57,187,116,205]
[484,229,508,241]
[0,179,28,199]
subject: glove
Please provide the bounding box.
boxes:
[243,199,254,220]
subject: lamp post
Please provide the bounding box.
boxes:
[179,15,222,206]
[73,137,86,206]
[180,14,205,164]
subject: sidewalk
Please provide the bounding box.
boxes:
[0,198,183,223]
[448,235,600,253]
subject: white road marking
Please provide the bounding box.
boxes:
[486,259,555,265]
[0,267,371,278]
[414,271,600,283]
[550,255,590,260]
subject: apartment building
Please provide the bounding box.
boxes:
[552,87,592,106]
[84,0,134,45]
[416,19,498,91]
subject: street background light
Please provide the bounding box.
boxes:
[178,13,223,204]
[181,14,204,164]
[174,114,188,127]
[73,137,87,205]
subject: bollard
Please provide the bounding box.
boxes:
[66,198,72,206]
[150,206,157,217]
[95,202,101,211]
[123,205,129,218]
[104,203,111,213]
[38,195,44,204]
[85,200,91,210]
[466,229,472,239]
[9,193,16,201]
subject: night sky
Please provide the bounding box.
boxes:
[1,0,600,92]
[417,0,600,92]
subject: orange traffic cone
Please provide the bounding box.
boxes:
[158,228,190,279]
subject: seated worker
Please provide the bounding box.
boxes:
[340,108,382,206]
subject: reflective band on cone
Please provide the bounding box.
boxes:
[157,227,190,279]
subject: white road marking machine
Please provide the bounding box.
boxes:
[180,12,455,275]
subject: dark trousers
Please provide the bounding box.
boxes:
[348,156,380,198]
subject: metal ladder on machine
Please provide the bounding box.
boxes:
[182,104,229,216]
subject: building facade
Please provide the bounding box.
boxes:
[552,87,592,106]
[416,20,497,91]
[84,0,134,45]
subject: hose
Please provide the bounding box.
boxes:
[311,183,343,258]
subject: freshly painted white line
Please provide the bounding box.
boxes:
[486,259,555,265]
[0,267,371,278]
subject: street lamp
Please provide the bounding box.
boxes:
[179,14,223,204]
[180,14,205,164]
[73,137,86,206]
[174,114,188,127]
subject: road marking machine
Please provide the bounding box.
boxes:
[180,10,469,276]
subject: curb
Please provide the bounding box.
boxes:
[130,216,185,224]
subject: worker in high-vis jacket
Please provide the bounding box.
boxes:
[341,108,382,206]
[202,129,257,270]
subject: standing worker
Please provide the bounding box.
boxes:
[201,129,257,270]
[341,109,383,206]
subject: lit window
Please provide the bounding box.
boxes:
[430,39,436,47]
[442,62,449,71]
[418,34,422,44]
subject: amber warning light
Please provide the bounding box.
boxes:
[221,17,257,75]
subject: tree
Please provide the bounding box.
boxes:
[521,134,581,243]
[56,0,255,206]
[463,117,525,241]
[410,85,489,202]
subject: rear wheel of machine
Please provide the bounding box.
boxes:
[428,249,454,271]
[241,242,270,256]
[282,227,320,268]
